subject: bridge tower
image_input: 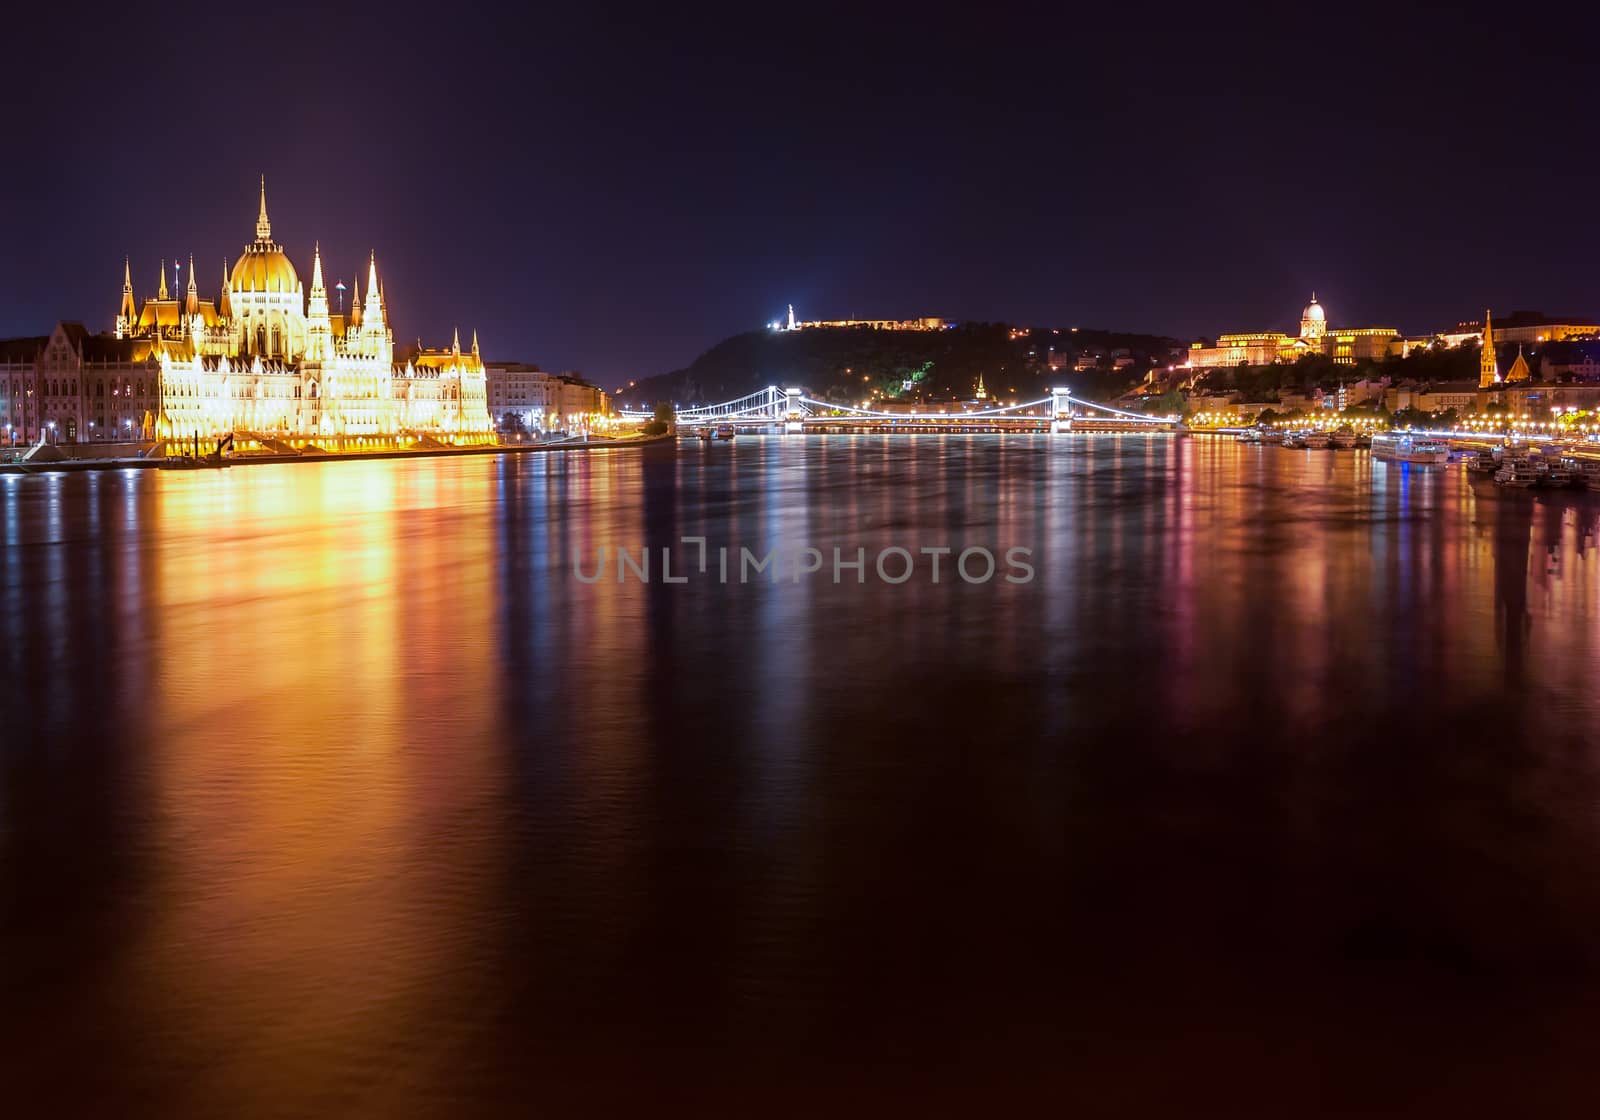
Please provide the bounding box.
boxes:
[785,388,805,433]
[1051,387,1073,434]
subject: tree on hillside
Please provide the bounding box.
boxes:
[1145,388,1185,415]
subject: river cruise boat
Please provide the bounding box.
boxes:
[1236,428,1262,443]
[1370,432,1450,464]
[1493,447,1539,487]
[1541,460,1575,488]
[1330,426,1357,449]
[1260,429,1286,445]
[1464,448,1499,474]
[1303,430,1332,450]
[1283,432,1307,449]
[1494,460,1539,488]
[713,425,737,441]
[1563,455,1600,490]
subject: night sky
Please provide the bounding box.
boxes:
[3,4,1595,388]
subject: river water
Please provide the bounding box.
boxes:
[4,435,1600,1115]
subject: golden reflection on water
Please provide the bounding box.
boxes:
[8,438,1600,1111]
[131,461,513,1105]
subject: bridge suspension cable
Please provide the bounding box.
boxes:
[797,396,1053,418]
[620,385,1175,426]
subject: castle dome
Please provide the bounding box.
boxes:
[1303,295,1325,323]
[230,243,299,293]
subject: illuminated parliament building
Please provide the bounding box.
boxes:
[1,179,493,449]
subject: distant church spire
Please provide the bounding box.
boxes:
[1480,308,1500,388]
[158,260,168,301]
[1506,343,1532,384]
[256,175,272,240]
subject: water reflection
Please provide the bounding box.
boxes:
[5,438,1600,1112]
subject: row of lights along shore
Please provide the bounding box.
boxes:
[1188,411,1600,438]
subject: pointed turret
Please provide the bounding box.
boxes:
[256,174,272,241]
[349,274,362,328]
[219,259,232,319]
[362,252,383,327]
[158,261,169,301]
[185,253,199,316]
[310,241,325,295]
[305,242,332,361]
[452,326,461,356]
[118,257,136,325]
[471,329,480,361]
[1479,309,1500,388]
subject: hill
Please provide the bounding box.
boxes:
[614,322,1185,411]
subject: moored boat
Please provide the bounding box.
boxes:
[1565,455,1600,490]
[1493,446,1538,487]
[1303,430,1332,450]
[1464,448,1499,474]
[1494,460,1538,487]
[1540,461,1575,488]
[1371,432,1449,464]
[1330,426,1357,449]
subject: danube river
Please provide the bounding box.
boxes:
[5,435,1600,1114]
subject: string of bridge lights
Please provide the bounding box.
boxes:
[618,386,1175,425]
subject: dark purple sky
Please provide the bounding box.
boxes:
[2,4,1593,388]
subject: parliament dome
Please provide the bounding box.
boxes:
[231,243,299,293]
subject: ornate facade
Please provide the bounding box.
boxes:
[1186,294,1403,369]
[117,179,493,447]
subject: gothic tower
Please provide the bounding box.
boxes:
[116,257,135,338]
[1480,310,1500,388]
[305,242,333,361]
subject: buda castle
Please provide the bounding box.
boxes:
[1184,295,1403,369]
